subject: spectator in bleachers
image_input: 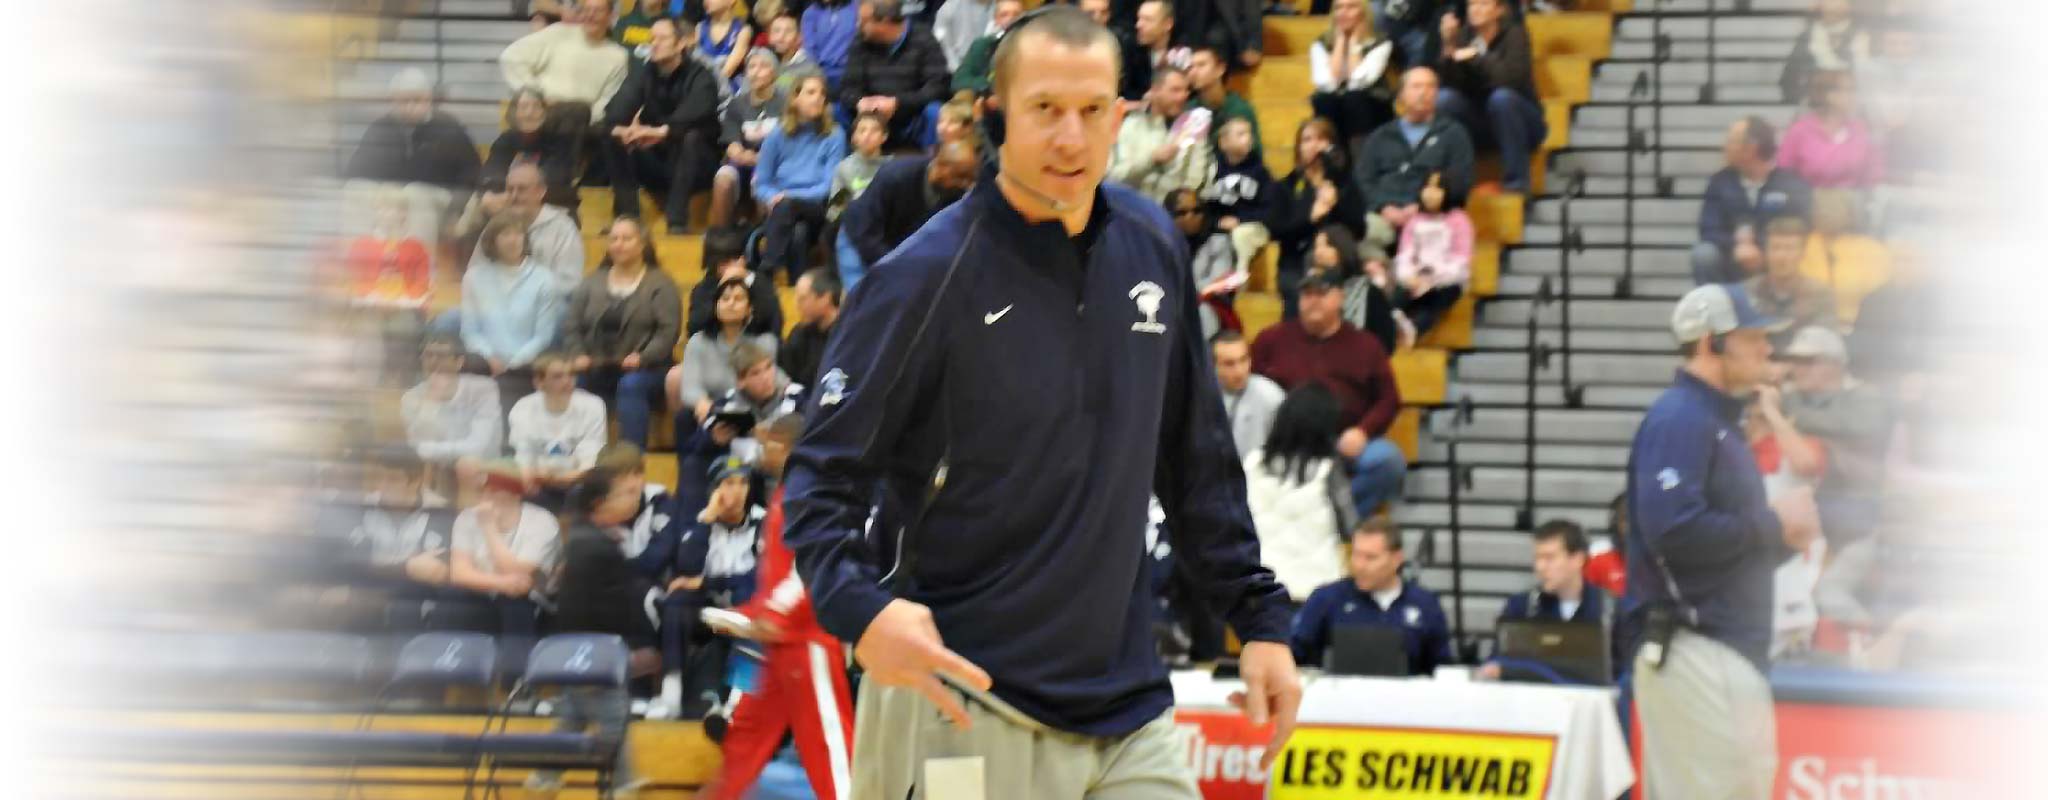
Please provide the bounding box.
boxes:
[613,0,664,53]
[712,50,789,229]
[500,0,631,164]
[603,18,725,233]
[780,269,842,389]
[835,137,979,285]
[526,468,660,798]
[840,0,951,149]
[563,217,681,449]
[1435,0,1546,193]
[594,443,674,567]
[1779,0,1868,104]
[1778,70,1883,195]
[1290,518,1453,675]
[336,446,458,595]
[1310,0,1397,156]
[461,163,586,295]
[1202,115,1273,277]
[463,212,566,416]
[510,352,609,508]
[1744,216,1839,349]
[1244,383,1359,603]
[831,113,891,220]
[802,0,861,86]
[1271,117,1366,318]
[1190,0,1267,72]
[933,98,976,147]
[767,13,822,88]
[486,88,579,211]
[1745,381,1831,659]
[338,191,432,384]
[1694,116,1812,285]
[934,0,996,70]
[1800,189,1889,324]
[1187,46,1258,150]
[698,0,757,88]
[402,333,505,479]
[1166,188,1240,340]
[1359,68,1475,262]
[1127,0,1193,100]
[677,281,785,424]
[677,346,804,525]
[1214,329,1286,458]
[1310,224,1399,353]
[948,0,1024,96]
[669,455,770,712]
[1252,271,1407,517]
[755,74,847,285]
[684,227,785,337]
[1780,326,1890,546]
[1371,0,1439,69]
[1392,171,1471,338]
[1108,67,1216,204]
[343,68,480,242]
[447,461,560,655]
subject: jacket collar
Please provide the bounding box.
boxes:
[968,167,1116,261]
[1673,368,1747,423]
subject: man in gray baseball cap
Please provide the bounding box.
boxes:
[1620,283,1821,799]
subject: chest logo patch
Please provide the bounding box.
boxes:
[1657,467,1681,491]
[1403,606,1423,626]
[1129,281,1167,334]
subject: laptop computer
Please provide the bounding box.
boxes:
[1325,624,1411,677]
[1495,620,1612,685]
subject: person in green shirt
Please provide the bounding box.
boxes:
[949,0,1024,97]
[1188,45,1261,157]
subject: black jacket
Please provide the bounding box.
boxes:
[1438,18,1539,103]
[1356,115,1476,212]
[483,129,578,197]
[839,23,950,139]
[841,155,961,265]
[555,522,659,647]
[604,55,723,141]
[1118,27,1152,101]
[779,320,835,389]
[345,112,481,193]
[686,270,786,339]
[1268,166,1366,266]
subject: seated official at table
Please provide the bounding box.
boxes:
[1290,517,1453,677]
[1480,518,1614,681]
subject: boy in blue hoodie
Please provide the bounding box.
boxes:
[1202,114,1275,279]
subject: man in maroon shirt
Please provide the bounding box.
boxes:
[1251,272,1408,517]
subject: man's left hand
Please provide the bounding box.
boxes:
[1230,641,1303,772]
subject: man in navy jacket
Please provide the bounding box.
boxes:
[782,7,1300,797]
[1623,283,1819,798]
[1290,520,1452,676]
[1692,116,1813,285]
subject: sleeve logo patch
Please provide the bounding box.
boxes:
[1657,468,1681,491]
[819,368,848,407]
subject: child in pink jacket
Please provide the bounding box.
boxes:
[1392,172,1472,338]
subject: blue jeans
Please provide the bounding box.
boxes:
[1437,87,1548,191]
[835,228,866,289]
[1351,437,1409,518]
[580,365,667,448]
[1374,5,1434,68]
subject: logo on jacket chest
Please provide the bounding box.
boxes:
[1129,281,1167,334]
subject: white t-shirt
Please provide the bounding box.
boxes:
[452,502,562,575]
[508,389,609,475]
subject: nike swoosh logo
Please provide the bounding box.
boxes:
[984,305,1013,325]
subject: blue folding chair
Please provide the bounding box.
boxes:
[476,634,633,799]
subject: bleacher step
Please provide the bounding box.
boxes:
[1408,465,1627,506]
[1441,381,1666,408]
[1452,351,1679,385]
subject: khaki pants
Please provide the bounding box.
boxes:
[1633,629,1778,800]
[851,681,1200,800]
[1226,222,1271,273]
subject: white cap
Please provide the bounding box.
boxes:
[1782,326,1849,363]
[1670,283,1774,343]
[389,67,434,96]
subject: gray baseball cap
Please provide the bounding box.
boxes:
[1671,283,1775,343]
[1782,326,1849,362]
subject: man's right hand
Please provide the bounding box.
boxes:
[1772,487,1821,551]
[855,599,992,729]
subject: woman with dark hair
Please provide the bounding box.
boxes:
[675,277,781,424]
[1269,117,1366,319]
[529,467,662,796]
[563,217,683,447]
[1243,383,1359,604]
[1310,223,1399,353]
[484,87,579,209]
[1164,188,1242,340]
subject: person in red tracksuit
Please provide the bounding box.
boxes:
[705,412,855,800]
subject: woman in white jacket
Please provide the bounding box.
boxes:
[1309,0,1397,156]
[1244,383,1361,603]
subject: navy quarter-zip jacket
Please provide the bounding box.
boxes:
[782,177,1295,737]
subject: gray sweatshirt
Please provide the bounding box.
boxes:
[679,330,782,410]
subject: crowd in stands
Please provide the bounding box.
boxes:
[323,0,1955,787]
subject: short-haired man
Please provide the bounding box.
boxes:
[1213,330,1285,457]
[840,0,952,148]
[401,333,505,480]
[1695,116,1814,285]
[1358,67,1476,253]
[1476,519,1613,681]
[784,7,1300,795]
[1779,326,1889,546]
[343,68,480,241]
[460,162,587,294]
[1744,216,1839,349]
[602,17,723,232]
[676,344,804,520]
[1252,272,1408,517]
[1625,284,1819,798]
[508,353,610,510]
[780,269,843,389]
[1289,518,1453,676]
[1120,0,1190,101]
[1107,66,1215,203]
[835,137,979,285]
[1186,45,1258,153]
[766,13,821,88]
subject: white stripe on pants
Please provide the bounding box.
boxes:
[1633,629,1778,799]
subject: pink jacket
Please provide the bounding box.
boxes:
[1393,209,1473,287]
[1776,114,1884,190]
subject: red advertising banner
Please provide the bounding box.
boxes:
[1772,702,2001,799]
[1174,708,1274,800]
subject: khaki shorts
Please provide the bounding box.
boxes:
[850,680,1201,800]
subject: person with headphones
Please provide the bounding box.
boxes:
[781,6,1301,798]
[1622,283,1820,799]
